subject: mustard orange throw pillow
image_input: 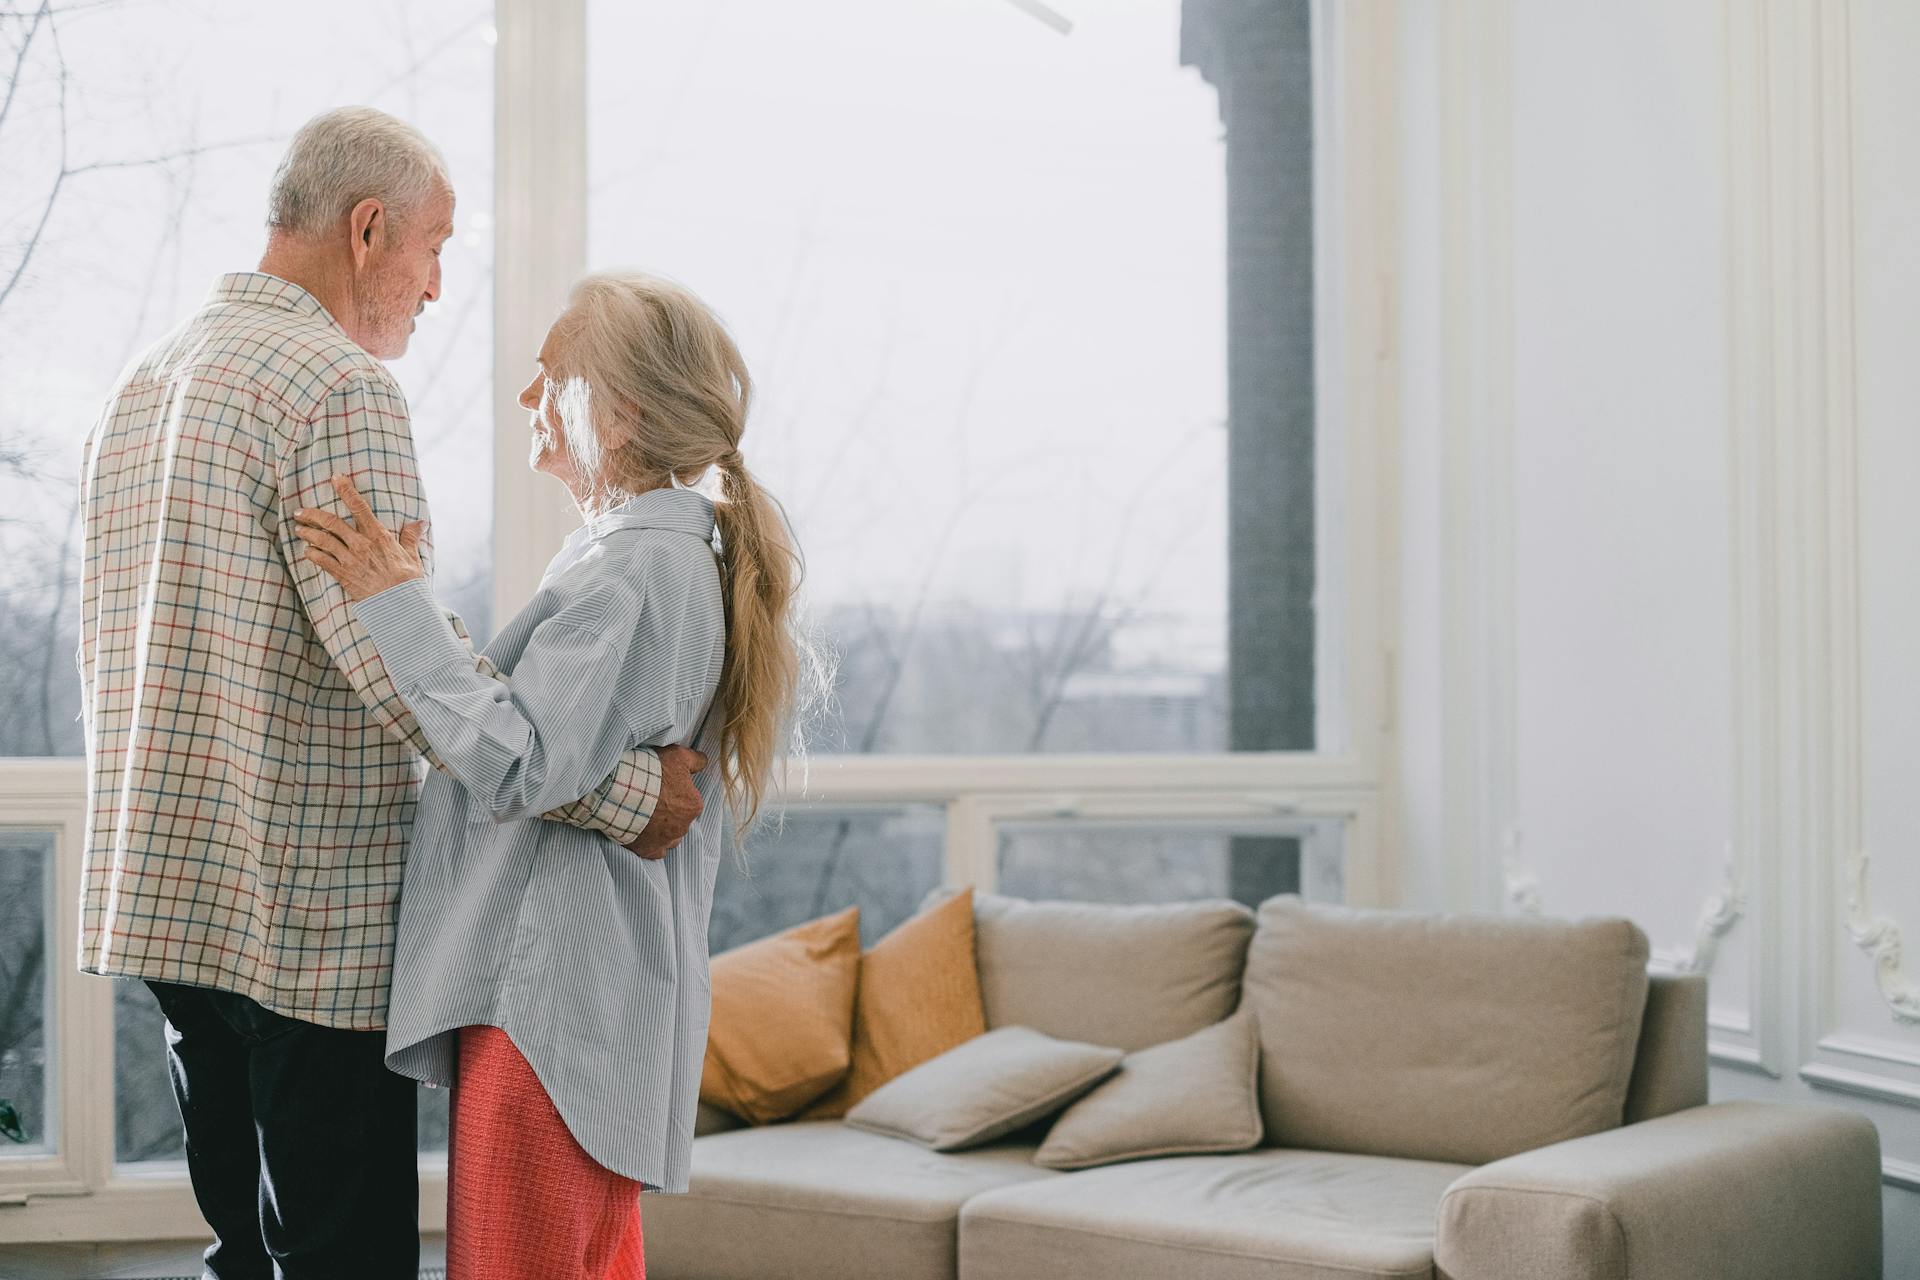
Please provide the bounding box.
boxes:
[801,887,987,1120]
[700,905,862,1124]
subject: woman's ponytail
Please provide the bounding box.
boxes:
[710,454,804,831]
[556,271,820,835]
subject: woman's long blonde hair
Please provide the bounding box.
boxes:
[550,270,809,832]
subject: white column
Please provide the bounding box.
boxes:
[493,0,590,623]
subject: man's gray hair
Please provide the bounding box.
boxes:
[267,106,451,237]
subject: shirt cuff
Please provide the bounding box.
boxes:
[351,577,473,692]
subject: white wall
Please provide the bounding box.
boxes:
[1390,2,1920,1272]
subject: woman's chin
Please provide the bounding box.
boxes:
[529,455,581,497]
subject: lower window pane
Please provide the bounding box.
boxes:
[995,819,1345,908]
[111,806,949,1158]
[114,982,184,1163]
[410,806,950,1148]
[710,807,947,952]
[419,1081,451,1155]
[0,832,52,1156]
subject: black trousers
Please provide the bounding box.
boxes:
[145,980,419,1280]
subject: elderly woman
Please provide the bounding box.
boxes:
[295,272,805,1279]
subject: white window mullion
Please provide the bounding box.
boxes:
[493,0,591,624]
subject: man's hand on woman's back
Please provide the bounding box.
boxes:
[626,745,711,860]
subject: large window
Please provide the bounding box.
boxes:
[0,0,494,1175]
[0,0,1377,1244]
[586,0,1239,757]
[0,0,497,764]
[586,0,1335,958]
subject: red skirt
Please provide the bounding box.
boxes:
[447,1025,645,1280]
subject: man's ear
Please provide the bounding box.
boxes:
[348,197,385,270]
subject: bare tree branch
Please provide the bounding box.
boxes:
[61,132,280,179]
[116,127,201,351]
[0,5,69,314]
[34,500,76,754]
[359,6,491,103]
[1016,418,1215,749]
[0,0,142,17]
[0,10,279,318]
[0,0,51,141]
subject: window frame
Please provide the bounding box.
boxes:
[0,759,95,1205]
[0,0,1397,1244]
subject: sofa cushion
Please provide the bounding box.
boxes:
[959,1148,1472,1280]
[802,887,988,1120]
[642,1121,1058,1280]
[1035,1009,1262,1170]
[700,906,862,1123]
[847,1026,1122,1151]
[1242,896,1650,1165]
[926,889,1256,1051]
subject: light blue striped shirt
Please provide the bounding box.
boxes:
[352,485,725,1191]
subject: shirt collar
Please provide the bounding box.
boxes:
[207,272,338,326]
[583,486,718,543]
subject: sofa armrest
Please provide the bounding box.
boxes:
[1435,1101,1880,1280]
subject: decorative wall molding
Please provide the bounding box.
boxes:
[1845,852,1920,1024]
[1649,854,1747,978]
[1438,2,1761,1047]
[1718,0,1788,1077]
[1499,850,1749,987]
[1503,842,1748,979]
[1777,0,1920,1041]
[1710,1009,1754,1036]
[1885,1158,1920,1194]
[1411,0,1917,1219]
[1820,1033,1920,1073]
[1708,1041,1773,1076]
[1498,826,1540,917]
[1800,1062,1920,1112]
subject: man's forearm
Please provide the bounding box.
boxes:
[542,750,662,842]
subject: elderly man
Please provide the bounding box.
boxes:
[76,106,703,1277]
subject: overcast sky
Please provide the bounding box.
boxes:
[1,0,1228,671]
[589,0,1228,668]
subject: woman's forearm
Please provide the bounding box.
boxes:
[352,577,632,820]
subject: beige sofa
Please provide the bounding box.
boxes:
[644,893,1884,1280]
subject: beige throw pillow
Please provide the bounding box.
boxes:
[1033,1008,1263,1170]
[844,1026,1122,1152]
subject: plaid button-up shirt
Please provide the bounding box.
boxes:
[77,272,662,1029]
